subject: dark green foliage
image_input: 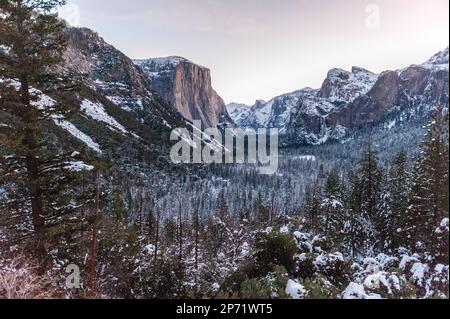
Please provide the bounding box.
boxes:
[138,256,187,299]
[111,188,127,221]
[304,181,321,230]
[254,192,271,227]
[383,150,410,249]
[0,0,95,258]
[342,137,383,255]
[239,279,272,299]
[403,108,449,252]
[319,170,345,245]
[163,218,177,246]
[302,276,340,299]
[254,231,298,275]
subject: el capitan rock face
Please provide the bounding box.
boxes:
[135,57,233,128]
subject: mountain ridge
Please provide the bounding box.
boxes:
[228,47,449,145]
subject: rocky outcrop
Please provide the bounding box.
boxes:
[230,48,449,146]
[227,102,253,124]
[62,27,184,129]
[135,57,233,128]
[329,48,449,128]
[319,67,378,104]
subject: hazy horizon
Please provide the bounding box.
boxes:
[63,0,449,105]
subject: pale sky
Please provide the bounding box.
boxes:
[63,0,449,105]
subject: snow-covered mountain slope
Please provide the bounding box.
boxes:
[2,27,233,179]
[423,47,449,69]
[226,102,253,124]
[135,57,233,128]
[63,27,185,131]
[318,67,378,103]
[232,48,449,146]
[8,26,201,180]
[328,47,449,130]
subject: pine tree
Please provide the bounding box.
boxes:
[404,107,449,251]
[163,217,177,246]
[217,190,230,222]
[177,200,183,262]
[0,0,86,256]
[382,150,410,249]
[192,204,200,272]
[304,180,321,231]
[145,209,156,239]
[359,136,383,227]
[254,191,270,227]
[111,188,127,221]
[377,174,393,250]
[346,136,383,254]
[319,170,345,246]
[344,171,367,257]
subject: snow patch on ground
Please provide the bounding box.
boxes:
[54,120,102,153]
[64,161,95,172]
[81,99,128,134]
[342,282,382,299]
[2,79,103,153]
[285,279,305,299]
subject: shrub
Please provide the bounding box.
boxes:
[254,231,298,275]
[240,279,272,299]
[0,255,58,299]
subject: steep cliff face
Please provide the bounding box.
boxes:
[230,67,377,144]
[62,27,184,129]
[1,27,191,178]
[318,67,378,104]
[227,102,253,124]
[135,57,233,128]
[329,48,449,128]
[229,48,449,146]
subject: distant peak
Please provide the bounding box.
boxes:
[327,68,350,79]
[227,102,251,108]
[351,66,375,75]
[326,66,375,80]
[423,47,449,66]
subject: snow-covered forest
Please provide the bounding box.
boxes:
[0,0,449,300]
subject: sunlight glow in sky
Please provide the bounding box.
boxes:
[64,0,449,105]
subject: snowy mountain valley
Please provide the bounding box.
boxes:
[0,2,449,300]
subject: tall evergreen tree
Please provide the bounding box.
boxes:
[216,190,230,222]
[354,136,383,252]
[344,171,366,257]
[404,107,449,251]
[163,217,177,246]
[0,0,87,256]
[111,188,127,221]
[254,191,270,227]
[304,180,321,231]
[319,170,345,246]
[145,209,156,240]
[382,150,410,249]
[358,136,383,226]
